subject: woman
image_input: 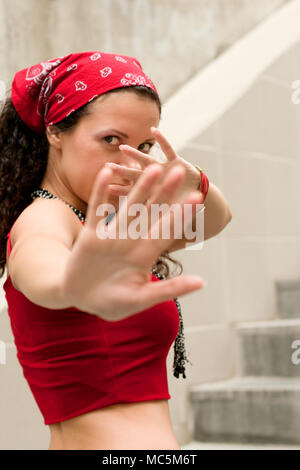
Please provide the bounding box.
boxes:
[0,51,231,450]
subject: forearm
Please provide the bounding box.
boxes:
[168,181,232,252]
[200,181,232,239]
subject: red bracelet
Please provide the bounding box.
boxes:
[194,165,210,201]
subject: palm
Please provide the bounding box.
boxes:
[62,162,206,321]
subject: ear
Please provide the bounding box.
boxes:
[45,125,62,150]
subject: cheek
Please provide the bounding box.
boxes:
[79,159,113,203]
[61,152,98,197]
[62,139,113,201]
[77,163,104,196]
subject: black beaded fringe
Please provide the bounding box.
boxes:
[151,267,192,379]
[30,187,192,378]
[30,188,87,223]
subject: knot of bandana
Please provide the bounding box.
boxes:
[11,51,158,135]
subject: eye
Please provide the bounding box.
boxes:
[103,135,154,153]
[138,142,154,153]
[103,135,120,145]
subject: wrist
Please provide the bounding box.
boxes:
[194,165,210,202]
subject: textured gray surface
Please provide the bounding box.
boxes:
[189,377,300,444]
[181,440,300,449]
[236,319,300,377]
[0,0,290,101]
[275,280,300,319]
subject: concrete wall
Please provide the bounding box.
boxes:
[167,27,300,446]
[0,0,290,100]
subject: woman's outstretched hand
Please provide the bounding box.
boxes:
[62,162,207,321]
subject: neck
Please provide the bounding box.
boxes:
[38,180,87,216]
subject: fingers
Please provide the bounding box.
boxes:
[85,165,115,230]
[108,184,134,196]
[119,145,155,169]
[110,163,198,249]
[146,164,185,208]
[150,127,177,161]
[111,163,164,236]
[118,145,167,189]
[105,162,143,185]
[137,164,187,235]
[145,190,203,254]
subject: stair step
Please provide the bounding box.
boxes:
[235,319,300,377]
[188,377,300,444]
[275,280,300,319]
[181,440,300,450]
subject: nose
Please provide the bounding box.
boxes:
[113,154,142,186]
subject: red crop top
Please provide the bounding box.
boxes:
[3,220,180,425]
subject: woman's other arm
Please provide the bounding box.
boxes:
[168,182,232,252]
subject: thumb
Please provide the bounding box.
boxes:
[139,274,207,307]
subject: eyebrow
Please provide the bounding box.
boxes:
[96,128,156,141]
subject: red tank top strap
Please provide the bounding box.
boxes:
[7,235,11,256]
[6,219,19,258]
[6,226,14,257]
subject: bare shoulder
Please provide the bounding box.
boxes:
[9,197,82,254]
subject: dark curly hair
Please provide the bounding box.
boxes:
[0,84,183,280]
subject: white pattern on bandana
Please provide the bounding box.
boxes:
[100,67,112,78]
[55,94,64,103]
[25,59,62,86]
[75,81,87,91]
[120,73,148,86]
[67,64,78,72]
[37,75,53,118]
[90,53,101,61]
[115,56,127,63]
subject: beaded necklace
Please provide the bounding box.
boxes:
[30,187,191,378]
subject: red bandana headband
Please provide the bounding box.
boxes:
[11,51,159,135]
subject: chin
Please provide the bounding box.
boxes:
[107,195,120,211]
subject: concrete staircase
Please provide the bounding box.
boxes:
[184,292,300,447]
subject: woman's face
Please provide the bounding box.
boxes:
[45,90,160,214]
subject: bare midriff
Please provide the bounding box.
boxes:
[48,399,181,450]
